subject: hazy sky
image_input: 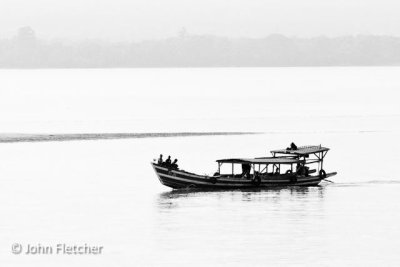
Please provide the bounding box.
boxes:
[1,0,399,41]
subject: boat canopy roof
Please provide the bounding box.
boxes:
[216,157,304,165]
[271,145,329,155]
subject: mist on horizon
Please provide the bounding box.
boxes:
[1,27,400,68]
[2,0,400,68]
[1,0,400,41]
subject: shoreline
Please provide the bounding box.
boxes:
[0,132,259,143]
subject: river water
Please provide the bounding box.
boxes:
[0,67,399,266]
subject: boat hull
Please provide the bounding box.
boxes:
[151,163,336,189]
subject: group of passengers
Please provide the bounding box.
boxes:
[158,154,179,170]
[241,163,309,177]
[242,163,281,178]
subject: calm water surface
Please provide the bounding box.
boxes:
[0,68,399,266]
[0,131,400,266]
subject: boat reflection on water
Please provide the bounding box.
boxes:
[153,185,328,265]
[157,185,327,211]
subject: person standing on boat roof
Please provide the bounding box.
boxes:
[165,156,172,167]
[158,154,163,165]
[172,159,179,170]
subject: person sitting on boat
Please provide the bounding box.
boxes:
[304,166,309,177]
[171,159,179,170]
[296,163,302,174]
[158,154,163,165]
[296,163,306,175]
[241,163,251,179]
[165,156,172,167]
[290,142,298,150]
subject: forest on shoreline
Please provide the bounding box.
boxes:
[1,27,400,68]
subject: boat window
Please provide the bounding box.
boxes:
[219,163,254,176]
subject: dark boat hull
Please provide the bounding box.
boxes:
[152,163,336,189]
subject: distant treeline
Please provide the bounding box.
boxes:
[1,27,400,68]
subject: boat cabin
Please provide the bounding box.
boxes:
[216,145,329,179]
[271,145,329,173]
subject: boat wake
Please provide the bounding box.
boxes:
[328,180,400,187]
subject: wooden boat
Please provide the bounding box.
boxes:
[152,145,337,189]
